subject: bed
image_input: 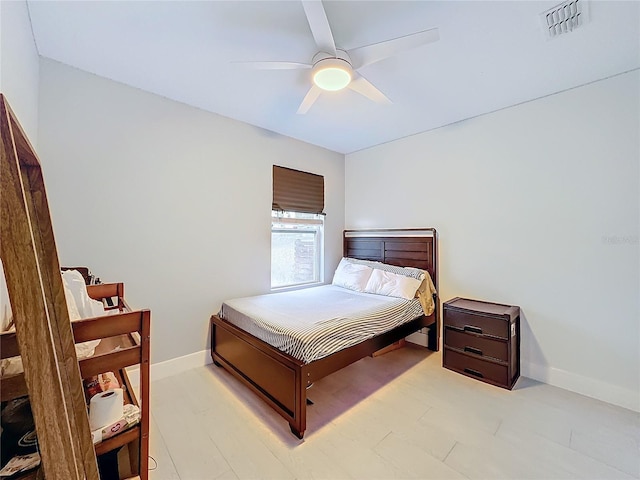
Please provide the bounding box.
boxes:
[210,228,439,439]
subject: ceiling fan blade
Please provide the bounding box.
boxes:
[301,0,337,56]
[232,61,311,70]
[348,27,440,70]
[297,85,323,114]
[348,75,392,104]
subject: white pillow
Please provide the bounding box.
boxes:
[332,258,374,292]
[364,268,422,300]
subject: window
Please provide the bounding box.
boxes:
[271,211,324,289]
[271,165,325,289]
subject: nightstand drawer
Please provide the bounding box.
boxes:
[444,348,509,386]
[444,309,508,339]
[444,327,508,362]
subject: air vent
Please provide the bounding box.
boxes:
[541,0,588,39]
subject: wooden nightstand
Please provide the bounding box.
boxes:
[443,297,520,390]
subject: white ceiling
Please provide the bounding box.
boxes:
[27,1,640,154]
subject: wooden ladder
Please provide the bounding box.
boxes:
[0,93,100,478]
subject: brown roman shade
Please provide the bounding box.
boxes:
[272,165,324,214]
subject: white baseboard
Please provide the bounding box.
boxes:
[126,349,212,387]
[522,361,640,412]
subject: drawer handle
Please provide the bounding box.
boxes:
[464,346,483,356]
[463,325,483,334]
[464,368,484,378]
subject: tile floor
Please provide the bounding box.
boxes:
[147,346,639,479]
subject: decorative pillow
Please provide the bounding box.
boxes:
[332,258,374,292]
[364,268,423,300]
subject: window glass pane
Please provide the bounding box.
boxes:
[271,211,323,289]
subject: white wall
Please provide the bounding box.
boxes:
[346,71,640,411]
[0,0,39,144]
[0,0,40,328]
[38,58,345,364]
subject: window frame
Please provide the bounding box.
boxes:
[270,211,324,290]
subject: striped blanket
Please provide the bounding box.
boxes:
[219,285,425,364]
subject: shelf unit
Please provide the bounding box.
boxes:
[1,283,151,479]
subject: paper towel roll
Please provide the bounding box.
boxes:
[89,388,124,431]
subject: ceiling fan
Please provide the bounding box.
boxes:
[239,0,440,114]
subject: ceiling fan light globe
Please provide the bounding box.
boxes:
[312,58,352,91]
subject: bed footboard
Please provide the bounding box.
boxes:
[211,315,307,438]
[210,312,436,439]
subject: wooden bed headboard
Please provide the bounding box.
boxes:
[343,228,438,291]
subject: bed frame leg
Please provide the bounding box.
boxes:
[289,424,304,439]
[211,355,223,368]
